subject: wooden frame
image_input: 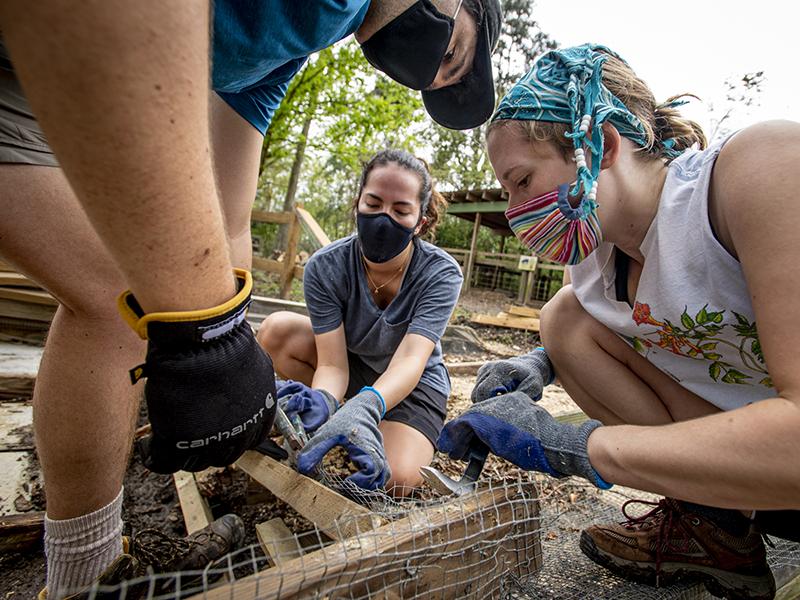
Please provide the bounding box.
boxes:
[191,483,542,600]
[235,451,384,541]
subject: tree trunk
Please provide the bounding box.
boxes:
[276,112,312,251]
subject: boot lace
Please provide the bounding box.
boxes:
[619,498,692,587]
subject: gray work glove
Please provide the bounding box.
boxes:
[438,391,611,489]
[471,346,555,403]
[296,387,390,490]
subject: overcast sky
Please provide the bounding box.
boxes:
[531,0,797,134]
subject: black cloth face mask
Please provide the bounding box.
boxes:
[357,212,415,263]
[360,0,458,90]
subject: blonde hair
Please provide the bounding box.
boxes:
[488,51,707,162]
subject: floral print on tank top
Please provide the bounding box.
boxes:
[623,302,773,388]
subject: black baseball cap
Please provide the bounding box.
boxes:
[422,0,502,130]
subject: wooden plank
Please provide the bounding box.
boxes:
[505,305,541,318]
[0,288,57,307]
[173,471,214,535]
[251,256,283,274]
[0,402,33,450]
[777,572,800,600]
[0,272,39,289]
[295,206,331,248]
[251,210,293,224]
[255,518,303,566]
[280,213,302,299]
[235,451,384,540]
[471,313,540,332]
[192,483,542,600]
[0,298,56,323]
[0,451,36,516]
[463,213,482,291]
[555,410,588,425]
[0,342,42,400]
[444,361,484,376]
[0,511,44,554]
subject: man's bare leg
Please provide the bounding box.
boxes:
[0,0,235,311]
[0,165,143,595]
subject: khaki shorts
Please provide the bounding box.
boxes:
[0,63,59,167]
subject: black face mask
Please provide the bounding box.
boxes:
[360,0,456,90]
[357,212,415,263]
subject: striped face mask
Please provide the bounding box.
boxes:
[505,182,602,265]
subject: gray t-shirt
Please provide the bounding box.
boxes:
[303,235,463,395]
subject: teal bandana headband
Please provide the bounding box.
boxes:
[492,44,685,217]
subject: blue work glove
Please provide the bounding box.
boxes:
[439,391,611,489]
[276,380,338,433]
[471,347,555,403]
[296,387,390,490]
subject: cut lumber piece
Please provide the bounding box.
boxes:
[255,518,303,566]
[554,410,588,426]
[295,206,332,248]
[777,572,800,600]
[0,402,33,451]
[0,288,56,306]
[173,471,214,535]
[235,451,384,540]
[0,342,42,400]
[192,482,542,600]
[251,210,294,224]
[0,272,39,289]
[504,305,541,318]
[0,511,44,554]
[0,298,56,323]
[471,313,540,332]
[443,361,484,376]
[0,451,36,515]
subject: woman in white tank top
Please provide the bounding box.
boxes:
[437,44,800,599]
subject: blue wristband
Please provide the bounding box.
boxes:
[360,386,386,418]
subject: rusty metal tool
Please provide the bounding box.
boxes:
[273,406,307,465]
[420,439,490,496]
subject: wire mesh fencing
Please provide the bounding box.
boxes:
[85,470,800,600]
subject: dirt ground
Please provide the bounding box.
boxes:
[0,288,575,599]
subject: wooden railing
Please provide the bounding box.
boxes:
[250,204,331,299]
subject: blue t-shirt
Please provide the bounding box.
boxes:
[213,0,371,134]
[303,235,464,396]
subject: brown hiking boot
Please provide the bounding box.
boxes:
[130,513,245,574]
[579,498,776,600]
[39,515,245,600]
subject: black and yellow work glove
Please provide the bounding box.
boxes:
[118,269,277,474]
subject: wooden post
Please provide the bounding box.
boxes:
[279,211,301,299]
[463,213,481,291]
[190,483,542,600]
[0,511,44,554]
[256,518,303,566]
[173,471,214,535]
[235,451,384,540]
[516,271,528,304]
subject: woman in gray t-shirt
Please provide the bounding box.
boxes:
[258,150,463,495]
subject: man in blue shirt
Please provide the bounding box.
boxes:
[0,1,502,597]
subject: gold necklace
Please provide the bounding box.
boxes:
[362,251,410,295]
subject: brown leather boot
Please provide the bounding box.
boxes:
[579,498,776,600]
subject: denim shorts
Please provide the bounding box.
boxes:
[345,352,448,450]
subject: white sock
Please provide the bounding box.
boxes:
[44,487,124,599]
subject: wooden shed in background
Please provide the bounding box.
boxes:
[442,187,565,305]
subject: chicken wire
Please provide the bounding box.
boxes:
[83,471,800,600]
